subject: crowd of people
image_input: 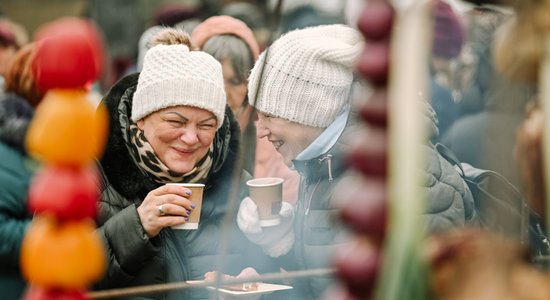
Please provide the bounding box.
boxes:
[0,0,547,300]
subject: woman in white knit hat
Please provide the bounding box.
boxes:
[94,28,275,300]
[238,23,477,300]
[237,24,365,299]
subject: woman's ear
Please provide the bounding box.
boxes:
[137,119,144,130]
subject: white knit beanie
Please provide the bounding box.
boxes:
[132,44,226,128]
[248,24,364,128]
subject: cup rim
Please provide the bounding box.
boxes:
[171,222,199,230]
[166,183,205,188]
[246,177,284,187]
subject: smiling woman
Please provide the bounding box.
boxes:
[237,24,365,299]
[93,28,277,300]
[255,113,324,167]
[137,107,217,175]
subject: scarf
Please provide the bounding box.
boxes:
[118,86,231,185]
[128,123,212,184]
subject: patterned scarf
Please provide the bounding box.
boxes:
[118,86,231,185]
[128,124,212,184]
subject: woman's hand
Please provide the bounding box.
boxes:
[237,198,295,257]
[137,184,196,237]
[203,267,261,299]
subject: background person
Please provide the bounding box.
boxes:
[238,24,364,299]
[191,15,300,204]
[191,15,259,173]
[238,23,477,299]
[0,43,44,300]
[0,18,28,96]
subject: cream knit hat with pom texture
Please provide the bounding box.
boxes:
[248,24,364,128]
[132,44,226,128]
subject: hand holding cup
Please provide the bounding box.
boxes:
[165,183,204,230]
[136,184,199,237]
[246,178,284,227]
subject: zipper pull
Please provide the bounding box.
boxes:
[320,154,334,182]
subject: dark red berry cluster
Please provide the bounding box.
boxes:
[331,1,395,299]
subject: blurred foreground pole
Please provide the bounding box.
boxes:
[490,0,550,270]
[541,36,550,260]
[375,1,433,299]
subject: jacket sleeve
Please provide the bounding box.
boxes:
[422,144,475,233]
[0,185,30,268]
[95,201,160,288]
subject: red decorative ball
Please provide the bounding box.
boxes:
[356,42,391,86]
[338,177,388,239]
[334,240,381,297]
[357,0,395,41]
[358,89,388,127]
[22,287,87,300]
[28,165,100,221]
[32,18,105,91]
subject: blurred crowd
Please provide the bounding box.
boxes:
[0,0,548,300]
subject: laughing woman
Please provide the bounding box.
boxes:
[95,29,272,300]
[237,24,476,299]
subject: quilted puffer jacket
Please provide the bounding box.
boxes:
[275,106,476,300]
[423,103,476,232]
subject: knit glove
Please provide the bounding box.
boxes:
[237,197,295,257]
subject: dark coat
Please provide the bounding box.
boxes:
[0,94,37,300]
[95,74,274,300]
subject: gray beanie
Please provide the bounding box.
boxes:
[248,24,363,128]
[132,44,226,128]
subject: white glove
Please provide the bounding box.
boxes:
[237,197,295,257]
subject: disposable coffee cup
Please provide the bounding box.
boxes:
[246,177,284,227]
[165,183,205,230]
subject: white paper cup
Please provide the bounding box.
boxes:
[246,177,284,227]
[165,183,205,230]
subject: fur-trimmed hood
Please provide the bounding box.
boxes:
[98,73,242,199]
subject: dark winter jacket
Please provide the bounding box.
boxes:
[0,94,37,300]
[95,74,274,300]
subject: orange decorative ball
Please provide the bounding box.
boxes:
[25,89,108,167]
[21,216,106,289]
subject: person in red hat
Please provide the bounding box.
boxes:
[192,16,301,205]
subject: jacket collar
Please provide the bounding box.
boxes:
[292,110,353,184]
[292,138,347,185]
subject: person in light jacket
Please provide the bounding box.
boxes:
[237,24,476,300]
